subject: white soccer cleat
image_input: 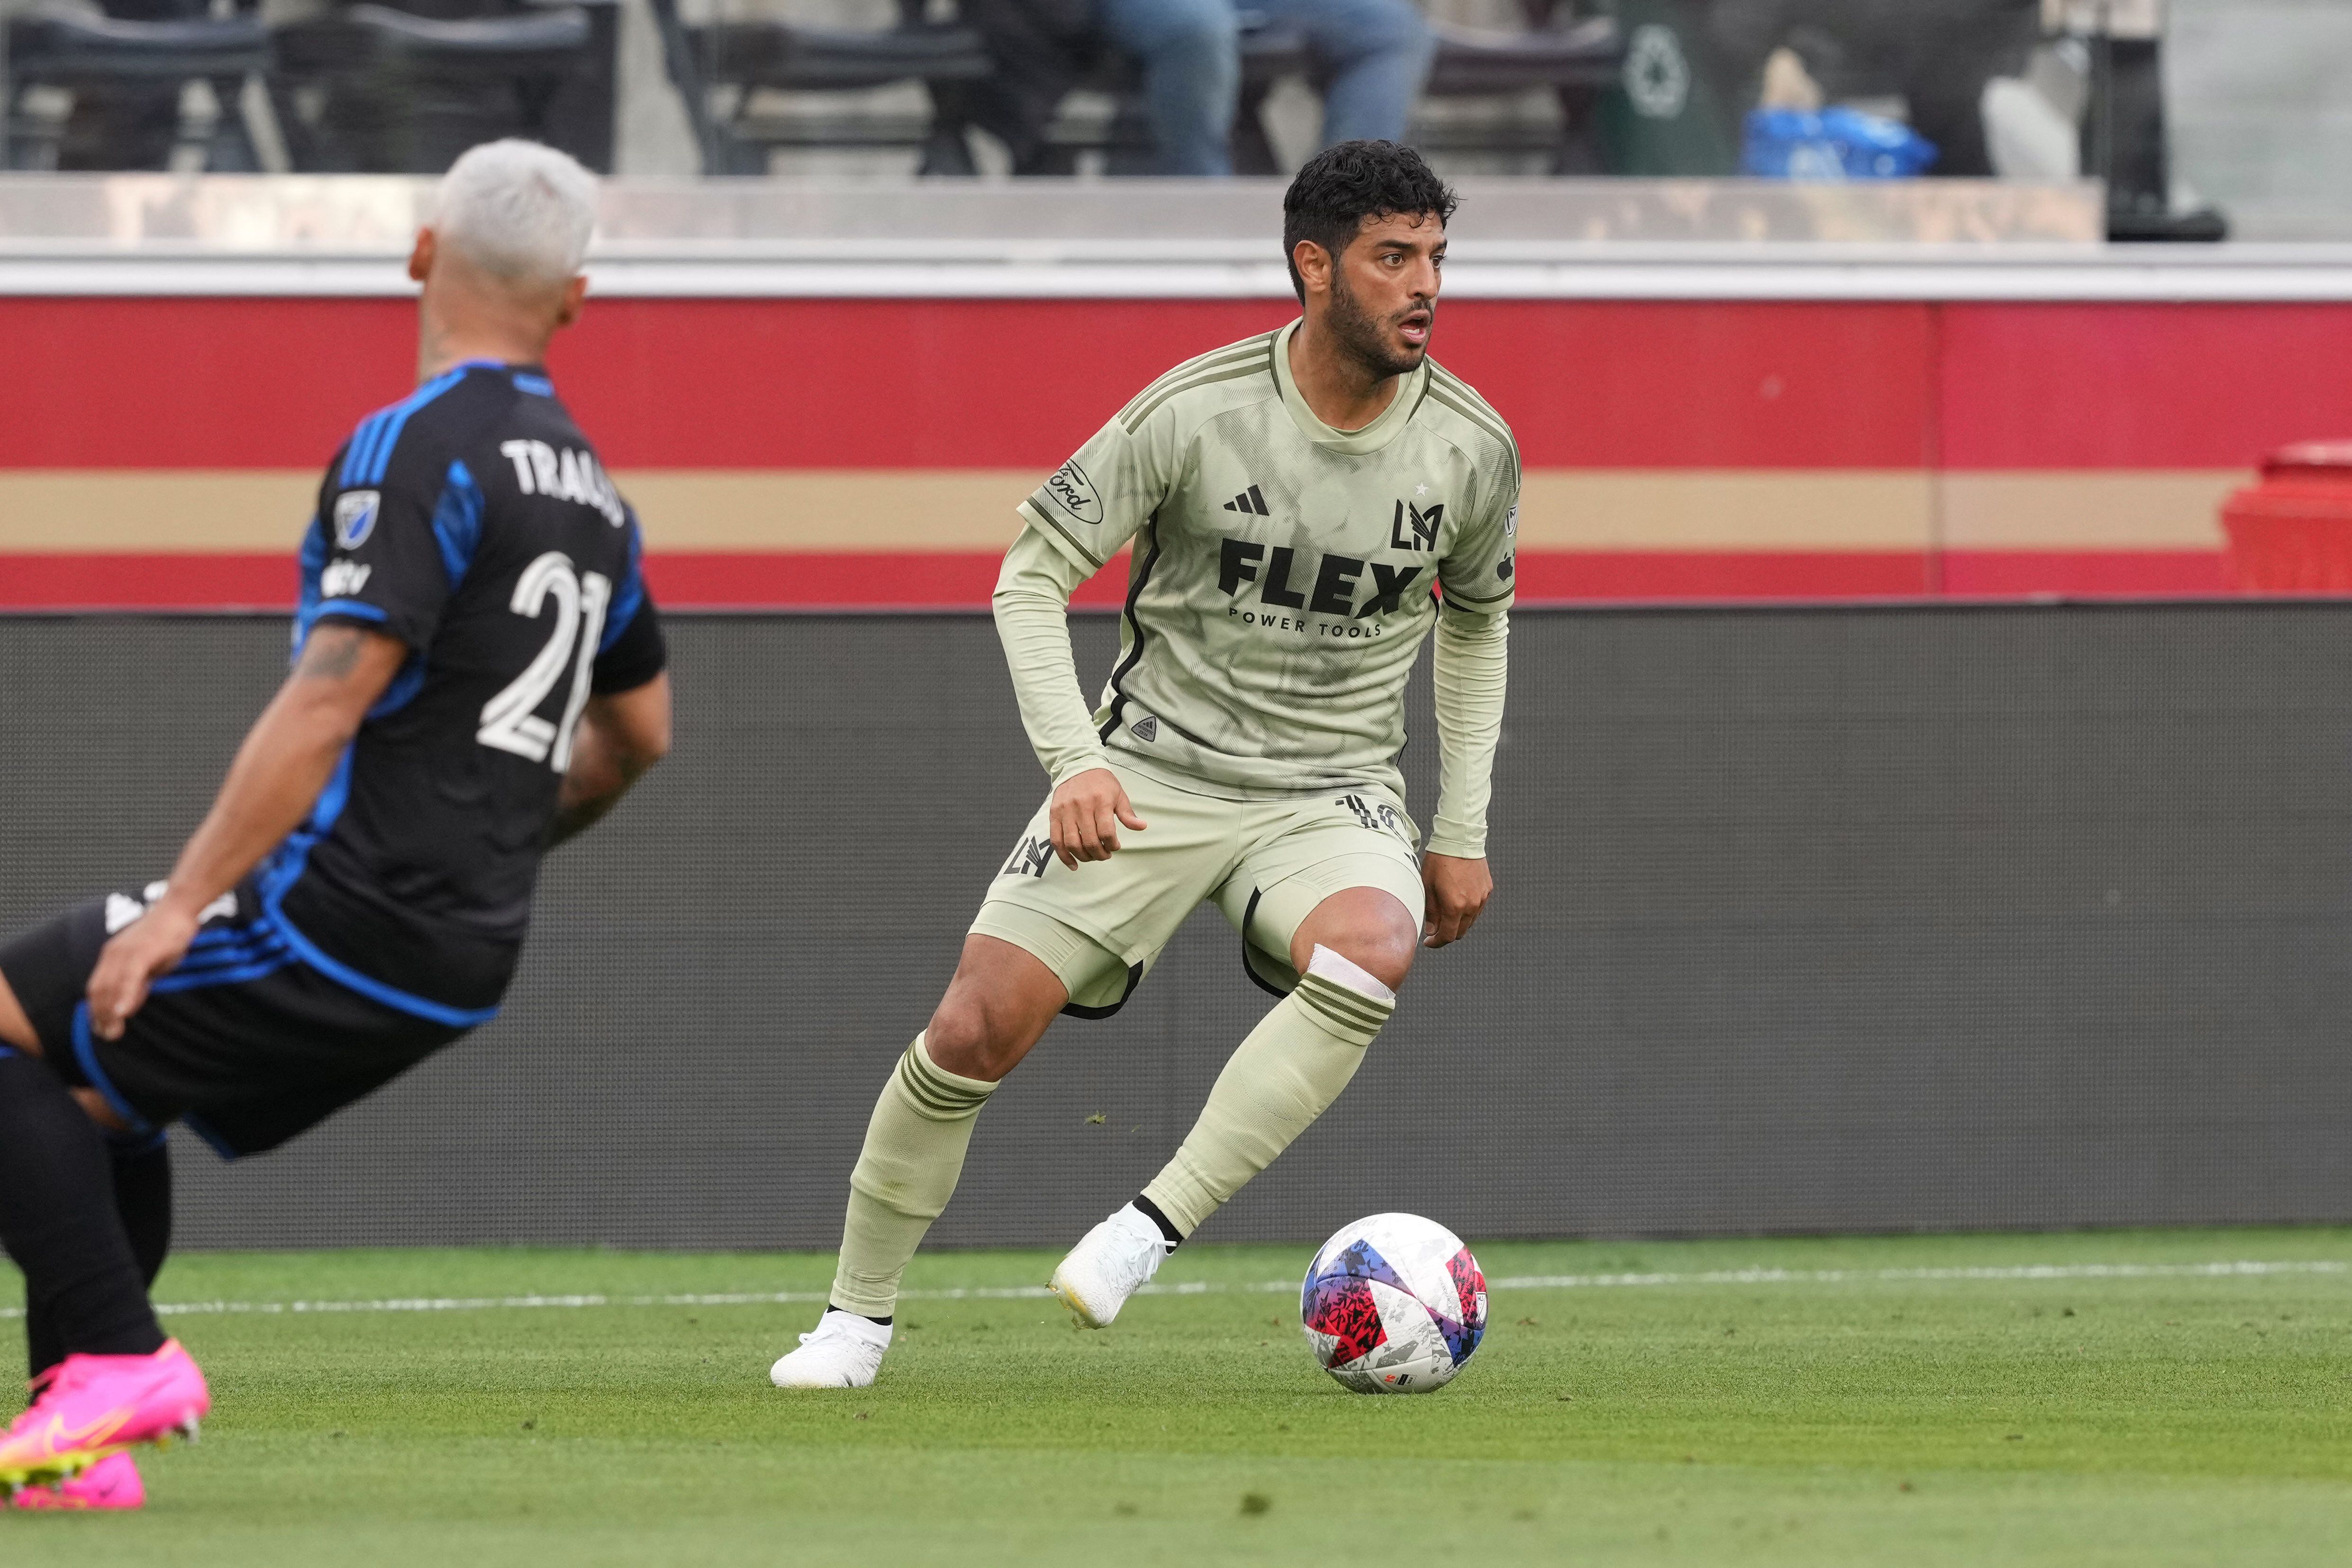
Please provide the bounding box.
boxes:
[769,1309,892,1389]
[1048,1203,1173,1328]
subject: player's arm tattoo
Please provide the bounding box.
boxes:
[295,625,371,682]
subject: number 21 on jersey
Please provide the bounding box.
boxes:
[477,550,609,771]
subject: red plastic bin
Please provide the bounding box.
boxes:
[2223,442,2352,593]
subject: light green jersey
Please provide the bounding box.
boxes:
[1017,319,1520,802]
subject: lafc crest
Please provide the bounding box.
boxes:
[1389,498,1442,551]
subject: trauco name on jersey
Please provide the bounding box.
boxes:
[496,440,627,526]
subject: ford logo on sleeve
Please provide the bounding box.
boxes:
[1042,461,1103,526]
[333,489,381,549]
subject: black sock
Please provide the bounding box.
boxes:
[26,1133,173,1380]
[0,1054,165,1367]
[826,1303,891,1327]
[1132,1195,1183,1249]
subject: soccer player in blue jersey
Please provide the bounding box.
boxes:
[0,140,671,1509]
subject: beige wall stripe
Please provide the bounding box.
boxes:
[0,469,2249,553]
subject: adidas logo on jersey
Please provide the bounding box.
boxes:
[1130,716,1159,742]
[1221,484,1271,517]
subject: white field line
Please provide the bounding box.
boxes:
[0,1259,2340,1323]
[1486,1260,2350,1290]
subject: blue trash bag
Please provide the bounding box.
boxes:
[1742,106,1939,180]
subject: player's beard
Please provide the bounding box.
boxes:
[1327,266,1432,383]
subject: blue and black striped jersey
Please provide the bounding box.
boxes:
[254,360,666,1024]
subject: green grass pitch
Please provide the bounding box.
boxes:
[4,1228,2350,1565]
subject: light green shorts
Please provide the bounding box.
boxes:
[969,762,1426,1017]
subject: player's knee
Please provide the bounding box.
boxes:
[1326,929,1416,995]
[0,1044,127,1132]
[70,1086,129,1133]
[923,990,1024,1081]
[923,934,1066,1080]
[1290,891,1417,995]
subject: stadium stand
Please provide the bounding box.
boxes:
[3,3,271,171]
[268,0,619,172]
[0,0,2261,210]
[649,0,1616,176]
[3,0,619,173]
[1416,10,1618,172]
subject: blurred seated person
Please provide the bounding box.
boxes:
[1712,0,2042,175]
[1105,0,1435,174]
[952,0,1434,175]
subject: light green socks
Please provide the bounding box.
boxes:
[1141,947,1397,1239]
[829,1033,997,1318]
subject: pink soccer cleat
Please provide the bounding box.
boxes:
[9,1452,144,1511]
[0,1341,209,1491]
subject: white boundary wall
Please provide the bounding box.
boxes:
[2,171,2333,302]
[1,242,2348,301]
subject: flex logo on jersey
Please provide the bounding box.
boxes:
[1389,499,1443,551]
[333,489,381,549]
[1217,537,1423,621]
[1041,460,1103,526]
[497,440,627,526]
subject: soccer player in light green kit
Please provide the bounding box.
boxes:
[771,141,1517,1387]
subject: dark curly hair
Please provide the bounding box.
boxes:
[1281,141,1458,303]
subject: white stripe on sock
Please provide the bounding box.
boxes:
[1307,943,1396,1005]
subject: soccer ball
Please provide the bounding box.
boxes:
[1300,1213,1486,1393]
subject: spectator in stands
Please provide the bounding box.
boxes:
[1106,0,1436,174]
[1712,0,2042,176]
[945,0,1433,177]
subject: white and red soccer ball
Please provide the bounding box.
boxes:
[1300,1213,1486,1393]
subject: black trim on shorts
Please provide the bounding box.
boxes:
[1239,888,1298,1000]
[1060,961,1145,1021]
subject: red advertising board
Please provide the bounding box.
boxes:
[4,295,2348,608]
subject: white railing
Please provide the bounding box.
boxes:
[0,174,2345,299]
